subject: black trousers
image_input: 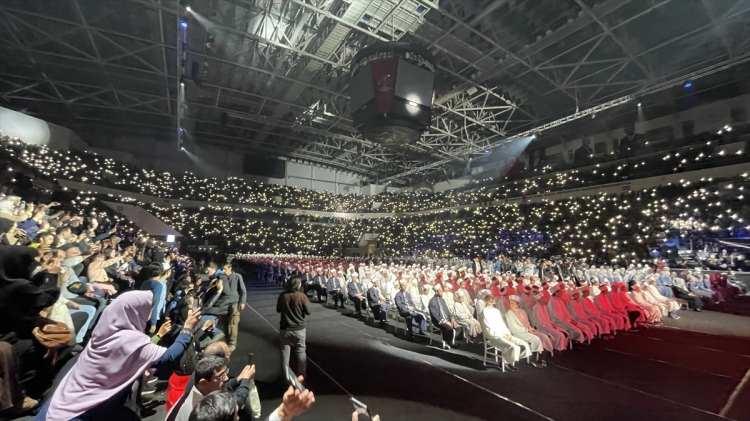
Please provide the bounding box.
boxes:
[371,304,387,322]
[317,287,327,303]
[627,310,641,325]
[350,296,366,314]
[329,291,344,307]
[673,287,704,310]
[438,323,456,344]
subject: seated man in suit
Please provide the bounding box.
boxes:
[394,280,427,335]
[428,284,459,350]
[325,269,345,308]
[347,273,367,316]
[366,282,388,323]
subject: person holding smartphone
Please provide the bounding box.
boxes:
[276,276,310,377]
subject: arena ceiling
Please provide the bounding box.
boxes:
[1,0,750,185]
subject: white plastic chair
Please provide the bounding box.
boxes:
[483,338,507,372]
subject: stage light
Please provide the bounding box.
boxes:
[179,17,188,29]
[683,80,693,90]
[186,6,192,12]
[637,102,642,107]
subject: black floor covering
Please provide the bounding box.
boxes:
[235,275,750,421]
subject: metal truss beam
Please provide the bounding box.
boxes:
[0,1,527,172]
[0,70,399,176]
[421,0,578,102]
[572,0,654,81]
[380,48,750,184]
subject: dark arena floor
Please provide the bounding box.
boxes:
[208,274,750,421]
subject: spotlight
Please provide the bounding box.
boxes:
[179,17,188,29]
[637,102,642,107]
[186,6,192,12]
[682,80,693,91]
[180,146,186,152]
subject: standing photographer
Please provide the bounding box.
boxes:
[276,276,309,377]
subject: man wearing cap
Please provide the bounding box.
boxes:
[527,290,569,351]
[641,279,681,318]
[627,283,660,323]
[547,284,590,343]
[505,295,550,363]
[566,288,608,337]
[580,286,619,334]
[481,295,531,365]
[594,283,631,330]
[610,283,646,326]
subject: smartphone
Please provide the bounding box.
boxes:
[284,365,306,391]
[350,397,371,417]
[247,352,255,366]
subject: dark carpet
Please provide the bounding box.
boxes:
[233,275,750,421]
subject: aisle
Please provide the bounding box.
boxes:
[235,273,484,420]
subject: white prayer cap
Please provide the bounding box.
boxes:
[508,295,521,303]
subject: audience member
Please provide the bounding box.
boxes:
[37,291,199,420]
[276,277,310,377]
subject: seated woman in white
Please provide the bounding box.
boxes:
[481,295,531,366]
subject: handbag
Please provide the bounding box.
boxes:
[32,320,73,349]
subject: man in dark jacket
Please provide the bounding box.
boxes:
[276,277,310,377]
[428,284,458,350]
[394,281,427,335]
[366,283,388,323]
[221,262,247,352]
